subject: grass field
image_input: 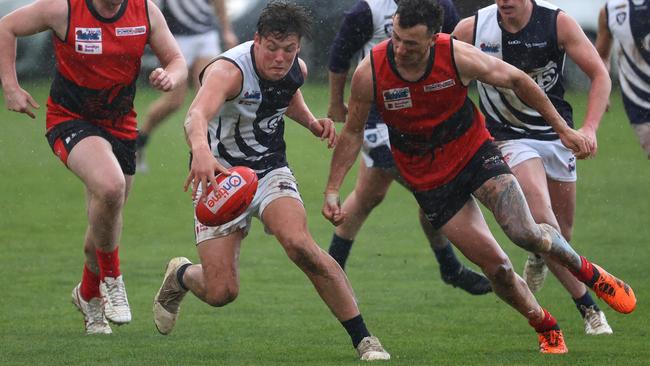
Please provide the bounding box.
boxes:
[1,80,648,365]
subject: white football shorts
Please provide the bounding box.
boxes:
[175,30,221,67]
[193,166,303,244]
[497,138,577,182]
[361,122,394,169]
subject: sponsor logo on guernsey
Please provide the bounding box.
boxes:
[239,90,261,105]
[76,28,101,41]
[205,173,247,214]
[383,87,412,110]
[75,28,102,54]
[479,42,500,53]
[632,0,646,7]
[524,41,547,49]
[76,42,102,54]
[116,26,147,36]
[424,79,455,92]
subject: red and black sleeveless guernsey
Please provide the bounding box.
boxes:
[371,34,492,191]
[46,0,150,140]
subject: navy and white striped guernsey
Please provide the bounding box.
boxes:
[474,0,573,141]
[161,0,217,35]
[203,41,304,179]
[606,0,650,110]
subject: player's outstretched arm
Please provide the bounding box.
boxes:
[147,0,187,92]
[558,11,611,155]
[322,57,373,226]
[183,60,240,202]
[0,0,66,118]
[453,39,592,159]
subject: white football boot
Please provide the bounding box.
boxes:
[523,253,549,293]
[583,306,613,335]
[100,275,132,324]
[71,284,112,335]
[356,336,391,361]
[153,257,191,335]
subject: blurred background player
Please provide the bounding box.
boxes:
[453,0,614,335]
[153,1,390,360]
[326,0,492,295]
[136,0,238,172]
[0,0,186,334]
[596,0,650,159]
[323,0,636,353]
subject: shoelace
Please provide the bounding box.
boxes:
[359,337,384,353]
[87,299,107,324]
[584,307,605,328]
[106,280,128,306]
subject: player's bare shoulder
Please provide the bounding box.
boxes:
[350,56,374,101]
[452,16,476,44]
[298,57,308,78]
[201,58,244,100]
[1,0,69,39]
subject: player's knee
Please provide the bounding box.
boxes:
[167,95,185,111]
[283,238,325,275]
[362,190,387,211]
[205,284,239,307]
[485,259,515,285]
[93,177,126,207]
[506,224,543,252]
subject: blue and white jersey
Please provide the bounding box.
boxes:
[204,41,304,179]
[474,0,573,141]
[161,0,217,35]
[357,0,398,64]
[607,0,650,110]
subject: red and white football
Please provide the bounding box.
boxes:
[195,166,259,226]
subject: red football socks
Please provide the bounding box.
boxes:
[80,264,101,301]
[571,256,596,285]
[529,308,558,333]
[96,246,121,280]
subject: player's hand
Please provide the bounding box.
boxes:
[309,118,337,148]
[327,102,348,123]
[322,191,345,226]
[184,146,230,202]
[149,67,175,92]
[3,86,39,119]
[578,125,598,157]
[559,128,593,160]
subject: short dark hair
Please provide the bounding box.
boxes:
[257,1,313,40]
[395,0,444,35]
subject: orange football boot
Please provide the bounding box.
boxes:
[591,264,636,314]
[537,329,568,354]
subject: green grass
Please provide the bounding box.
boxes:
[0,80,648,365]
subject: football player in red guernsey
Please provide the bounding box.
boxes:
[323,0,636,354]
[0,0,186,334]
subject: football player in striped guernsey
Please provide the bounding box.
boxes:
[596,0,650,158]
[454,0,614,335]
[153,1,390,361]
